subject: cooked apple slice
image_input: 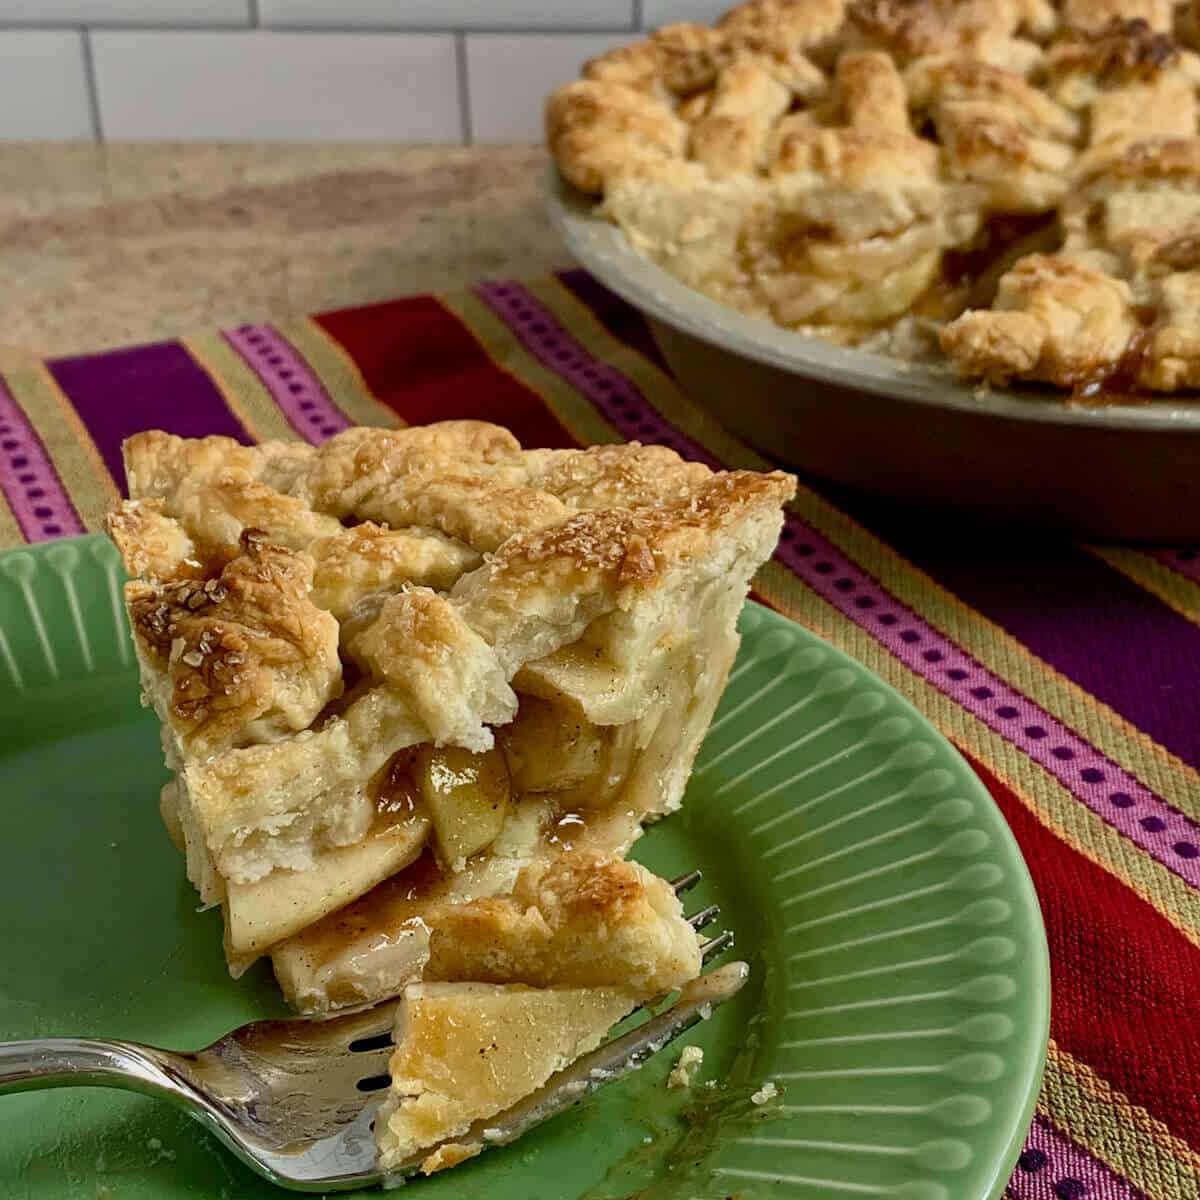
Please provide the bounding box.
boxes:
[416,745,511,866]
[225,816,430,959]
[501,695,634,809]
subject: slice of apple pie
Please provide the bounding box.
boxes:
[107,421,793,1172]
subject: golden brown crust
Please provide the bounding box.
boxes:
[106,499,201,581]
[690,58,793,176]
[125,529,341,755]
[523,442,713,510]
[721,0,849,49]
[939,252,1140,385]
[546,79,686,195]
[1062,0,1171,34]
[847,0,1040,64]
[1102,136,1200,181]
[838,49,911,131]
[909,57,1078,138]
[483,471,791,583]
[585,23,729,96]
[1046,17,1182,83]
[307,523,481,620]
[426,851,700,993]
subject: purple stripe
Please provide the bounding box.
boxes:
[48,342,250,494]
[479,280,1200,890]
[818,485,1200,768]
[224,324,352,445]
[479,280,704,456]
[1150,548,1200,587]
[554,268,672,374]
[1008,1116,1148,1200]
[0,378,85,542]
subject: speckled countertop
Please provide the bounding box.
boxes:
[0,143,570,362]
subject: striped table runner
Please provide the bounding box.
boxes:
[3,270,1199,1200]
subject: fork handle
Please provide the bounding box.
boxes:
[0,1038,180,1101]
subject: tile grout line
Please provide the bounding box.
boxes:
[0,21,635,34]
[632,0,644,30]
[247,0,260,27]
[79,27,103,144]
[455,31,473,146]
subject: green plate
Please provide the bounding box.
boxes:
[0,535,1049,1200]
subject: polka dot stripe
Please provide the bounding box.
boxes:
[777,528,1200,886]
[1009,1115,1147,1200]
[0,378,84,542]
[478,280,1200,890]
[225,325,351,445]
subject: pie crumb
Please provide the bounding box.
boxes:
[667,1044,704,1088]
[420,1143,481,1175]
[750,1080,779,1105]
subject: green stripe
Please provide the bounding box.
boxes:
[182,332,297,444]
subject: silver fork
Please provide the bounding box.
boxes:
[0,872,745,1193]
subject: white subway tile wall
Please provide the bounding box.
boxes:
[0,32,93,139]
[91,31,461,140]
[0,2,729,141]
[259,1,635,31]
[0,1,251,24]
[467,33,633,143]
[641,0,730,27]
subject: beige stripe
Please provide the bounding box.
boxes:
[0,487,24,548]
[758,559,1200,946]
[440,290,622,448]
[182,332,297,445]
[279,317,400,429]
[1087,547,1200,626]
[4,364,119,532]
[1042,1042,1200,1198]
[531,281,1200,823]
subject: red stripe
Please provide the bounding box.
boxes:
[961,749,1200,1152]
[313,296,579,450]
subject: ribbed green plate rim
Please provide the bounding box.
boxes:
[0,535,1049,1200]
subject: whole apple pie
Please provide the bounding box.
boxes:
[547,0,1200,395]
[106,422,794,1172]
